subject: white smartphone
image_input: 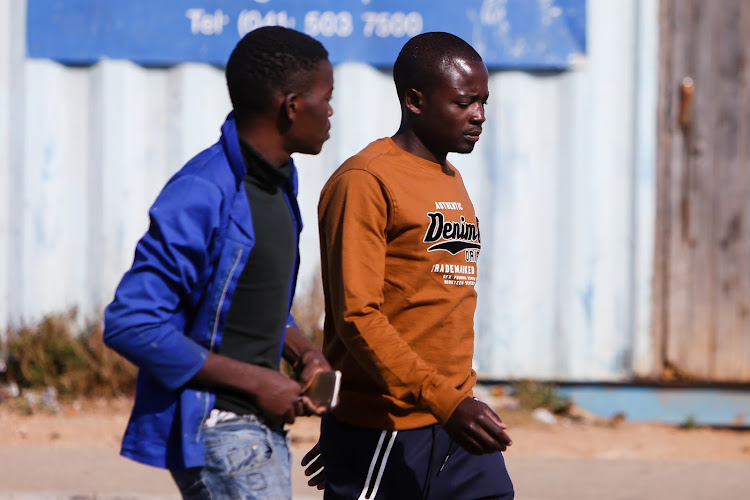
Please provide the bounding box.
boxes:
[302,370,342,409]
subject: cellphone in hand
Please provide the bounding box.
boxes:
[302,370,342,409]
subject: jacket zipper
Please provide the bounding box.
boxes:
[195,248,244,443]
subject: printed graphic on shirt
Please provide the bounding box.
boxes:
[430,263,477,286]
[423,213,481,255]
[434,201,464,210]
[423,203,481,286]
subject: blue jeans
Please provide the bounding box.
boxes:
[170,415,292,500]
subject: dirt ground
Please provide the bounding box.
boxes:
[2,396,750,500]
[1,396,749,463]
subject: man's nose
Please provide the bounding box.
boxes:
[472,103,486,123]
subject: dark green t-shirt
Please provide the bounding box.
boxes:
[214,138,296,416]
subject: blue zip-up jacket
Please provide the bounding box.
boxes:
[103,113,302,470]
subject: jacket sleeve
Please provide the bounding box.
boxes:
[103,175,224,391]
[285,313,298,329]
[319,170,466,425]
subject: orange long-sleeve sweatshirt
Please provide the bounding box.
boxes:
[318,138,482,430]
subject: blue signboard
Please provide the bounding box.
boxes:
[27,0,586,69]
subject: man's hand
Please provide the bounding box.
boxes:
[282,325,332,415]
[283,325,332,387]
[300,441,326,490]
[294,348,332,387]
[253,367,305,427]
[189,352,306,427]
[296,350,333,416]
[443,397,513,455]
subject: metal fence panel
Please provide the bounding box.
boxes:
[1,1,658,381]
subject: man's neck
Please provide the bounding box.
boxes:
[236,120,290,168]
[391,129,446,166]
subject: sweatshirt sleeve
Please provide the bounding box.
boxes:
[319,169,466,424]
[103,175,223,391]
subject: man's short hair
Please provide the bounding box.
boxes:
[393,32,483,101]
[226,26,329,121]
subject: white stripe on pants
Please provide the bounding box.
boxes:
[357,430,398,500]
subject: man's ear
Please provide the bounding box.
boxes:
[404,88,424,116]
[283,93,299,122]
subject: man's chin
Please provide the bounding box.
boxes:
[455,144,477,154]
[297,143,326,156]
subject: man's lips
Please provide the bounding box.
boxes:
[464,129,482,141]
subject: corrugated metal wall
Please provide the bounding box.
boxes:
[0,0,658,381]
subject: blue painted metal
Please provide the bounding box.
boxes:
[556,385,750,427]
[26,0,586,69]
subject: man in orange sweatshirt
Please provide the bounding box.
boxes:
[306,32,514,499]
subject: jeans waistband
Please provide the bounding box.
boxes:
[204,408,263,428]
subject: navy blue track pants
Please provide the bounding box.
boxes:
[319,414,514,500]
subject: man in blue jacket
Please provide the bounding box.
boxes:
[104,26,334,499]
